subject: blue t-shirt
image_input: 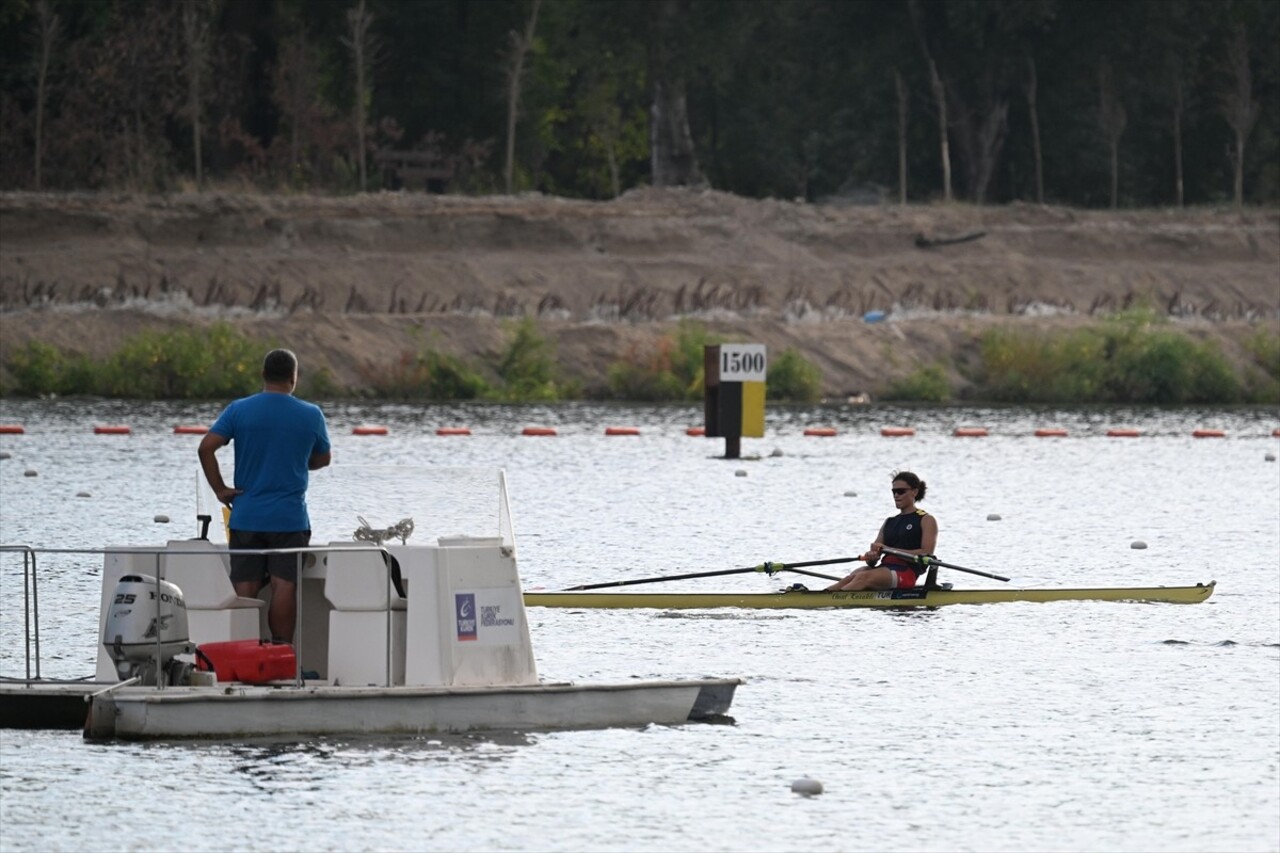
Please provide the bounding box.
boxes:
[209,392,330,533]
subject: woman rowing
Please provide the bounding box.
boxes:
[826,471,936,591]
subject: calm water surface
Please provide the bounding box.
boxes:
[1,401,1277,853]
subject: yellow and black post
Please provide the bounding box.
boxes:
[704,344,766,459]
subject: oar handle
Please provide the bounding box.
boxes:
[757,557,858,574]
[879,546,1010,583]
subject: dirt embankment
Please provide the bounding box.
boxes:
[0,189,1277,398]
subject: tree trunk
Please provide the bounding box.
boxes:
[1219,25,1259,211]
[1025,56,1043,205]
[1172,77,1184,208]
[928,59,952,202]
[1097,60,1126,210]
[345,0,374,193]
[951,82,1008,205]
[33,1,61,191]
[648,0,705,188]
[909,1,951,202]
[606,141,620,199]
[182,0,212,189]
[1234,136,1245,210]
[1109,141,1119,209]
[895,68,908,205]
[504,0,541,195]
[650,79,704,187]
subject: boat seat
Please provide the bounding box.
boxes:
[323,543,407,687]
[162,540,265,645]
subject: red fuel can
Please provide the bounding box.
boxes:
[196,639,297,684]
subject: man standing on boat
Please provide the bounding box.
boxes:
[197,348,331,643]
[826,471,936,591]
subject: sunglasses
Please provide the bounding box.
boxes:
[891,487,912,495]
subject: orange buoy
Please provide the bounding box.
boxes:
[352,425,389,436]
[953,427,989,437]
[880,427,915,437]
[686,427,706,436]
[1107,428,1141,437]
[1273,428,1280,437]
[522,426,557,436]
[605,426,640,436]
[1034,428,1068,437]
[803,427,837,437]
[1192,429,1225,438]
[173,425,209,435]
[435,427,472,436]
[0,425,24,434]
[93,425,131,435]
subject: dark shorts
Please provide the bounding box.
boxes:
[228,529,311,585]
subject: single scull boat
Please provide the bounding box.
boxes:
[524,581,1215,610]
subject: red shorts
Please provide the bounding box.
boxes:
[886,566,919,589]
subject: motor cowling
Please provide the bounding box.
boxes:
[103,574,196,685]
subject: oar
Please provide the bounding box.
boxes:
[879,546,1010,582]
[562,557,858,591]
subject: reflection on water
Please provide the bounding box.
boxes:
[1,401,1278,853]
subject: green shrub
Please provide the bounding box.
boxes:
[975,319,1244,404]
[670,320,716,397]
[606,338,687,400]
[884,363,951,402]
[2,324,261,399]
[605,321,719,401]
[5,341,74,395]
[766,348,823,402]
[99,323,261,398]
[362,347,490,399]
[977,327,1107,402]
[1244,326,1280,382]
[493,317,576,401]
[298,365,340,400]
[1104,329,1239,403]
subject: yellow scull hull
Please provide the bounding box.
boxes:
[524,582,1216,610]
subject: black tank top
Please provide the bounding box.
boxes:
[882,509,929,569]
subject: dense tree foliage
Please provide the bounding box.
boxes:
[0,0,1275,206]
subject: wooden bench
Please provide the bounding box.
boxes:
[373,150,454,193]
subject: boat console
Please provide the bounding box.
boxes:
[97,467,537,689]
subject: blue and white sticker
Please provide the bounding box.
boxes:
[455,593,477,641]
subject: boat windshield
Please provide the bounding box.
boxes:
[196,465,515,552]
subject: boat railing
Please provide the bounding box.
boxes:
[0,542,403,690]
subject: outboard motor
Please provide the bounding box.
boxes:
[103,574,197,686]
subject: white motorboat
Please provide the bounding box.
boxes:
[1,467,740,740]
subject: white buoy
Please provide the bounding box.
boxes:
[735,470,747,477]
[23,469,37,477]
[844,490,857,497]
[154,514,170,523]
[1131,541,1148,550]
[791,777,824,796]
[77,491,91,498]
[987,513,1002,521]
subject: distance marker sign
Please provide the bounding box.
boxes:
[704,344,766,444]
[717,343,767,382]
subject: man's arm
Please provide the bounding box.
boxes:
[309,451,331,471]
[198,431,242,505]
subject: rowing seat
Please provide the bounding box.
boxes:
[323,543,407,686]
[162,540,265,644]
